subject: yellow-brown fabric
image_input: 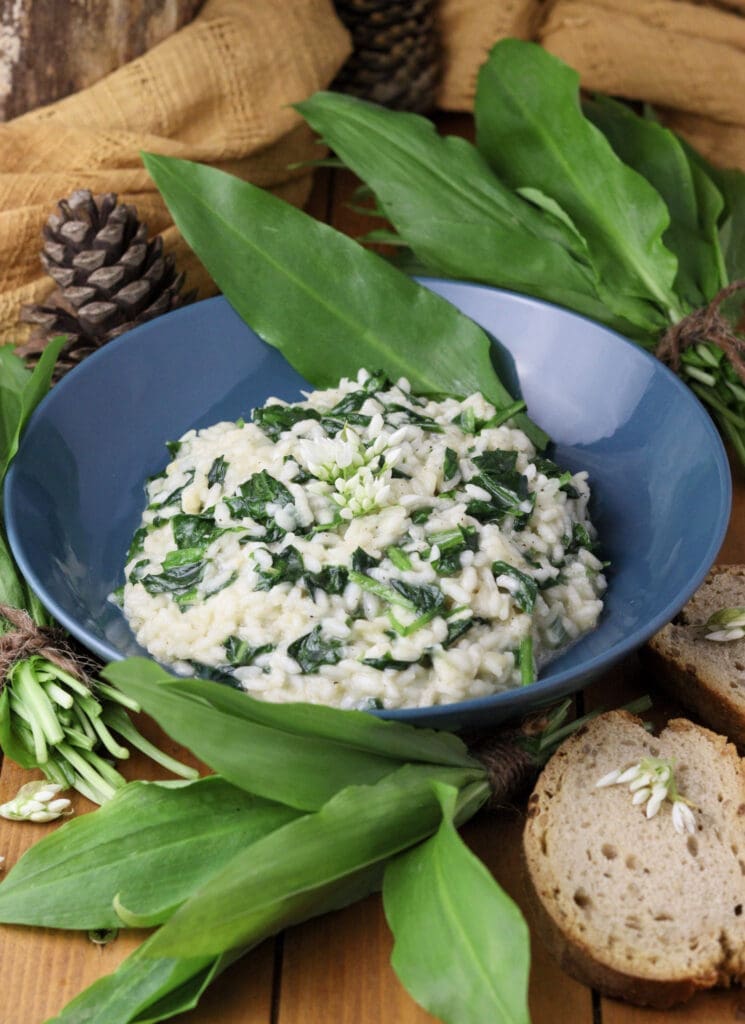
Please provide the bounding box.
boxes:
[436,0,745,174]
[0,0,351,346]
[436,0,548,110]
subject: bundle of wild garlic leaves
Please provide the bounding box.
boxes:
[296,39,745,466]
[0,342,196,806]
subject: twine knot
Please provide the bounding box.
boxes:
[470,732,537,809]
[656,279,745,382]
[0,604,96,692]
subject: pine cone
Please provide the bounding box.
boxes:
[18,189,195,379]
[332,0,440,114]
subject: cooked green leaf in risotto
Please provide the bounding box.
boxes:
[119,370,606,709]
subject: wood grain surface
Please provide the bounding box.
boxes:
[1,120,744,1024]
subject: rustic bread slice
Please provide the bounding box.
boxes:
[523,711,745,1009]
[645,564,745,746]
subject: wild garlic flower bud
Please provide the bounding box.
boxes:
[704,606,745,642]
[0,780,72,823]
[596,756,696,834]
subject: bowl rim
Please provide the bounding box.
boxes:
[5,284,733,722]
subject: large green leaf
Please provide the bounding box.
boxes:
[585,96,726,307]
[296,93,641,336]
[0,530,28,616]
[103,660,477,811]
[0,776,300,929]
[475,40,682,334]
[141,152,547,449]
[0,335,66,485]
[383,783,530,1024]
[144,765,488,959]
[686,157,745,284]
[105,659,473,766]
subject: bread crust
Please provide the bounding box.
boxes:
[644,564,745,747]
[522,865,709,1009]
[642,642,745,747]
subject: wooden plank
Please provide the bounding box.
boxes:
[279,894,438,1024]
[602,989,745,1024]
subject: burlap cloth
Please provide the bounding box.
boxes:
[0,0,351,347]
[438,0,745,172]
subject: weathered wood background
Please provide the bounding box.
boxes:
[0,0,203,121]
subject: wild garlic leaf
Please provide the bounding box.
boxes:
[287,624,343,673]
[491,561,538,614]
[475,39,682,334]
[253,402,321,441]
[684,147,745,284]
[468,450,533,528]
[171,514,222,550]
[225,469,292,522]
[141,558,205,599]
[0,777,300,929]
[45,933,228,1024]
[223,636,275,667]
[295,92,634,334]
[389,580,446,614]
[143,764,487,960]
[429,525,479,576]
[142,152,548,450]
[254,544,305,591]
[584,96,726,308]
[305,564,349,597]
[102,661,477,801]
[0,335,67,486]
[383,782,530,1024]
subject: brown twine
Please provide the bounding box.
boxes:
[656,279,745,380]
[469,731,537,810]
[0,604,98,693]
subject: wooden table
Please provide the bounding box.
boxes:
[2,117,745,1024]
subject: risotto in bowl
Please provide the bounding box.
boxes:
[118,371,606,711]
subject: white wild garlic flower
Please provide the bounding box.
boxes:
[0,780,72,823]
[299,425,404,520]
[703,606,745,642]
[596,756,696,834]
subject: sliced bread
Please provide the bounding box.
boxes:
[523,710,745,1008]
[645,564,745,746]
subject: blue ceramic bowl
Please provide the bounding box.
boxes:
[5,280,731,730]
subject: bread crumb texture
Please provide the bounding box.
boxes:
[523,711,745,1008]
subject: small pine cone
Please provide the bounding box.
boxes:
[332,0,440,114]
[18,189,195,380]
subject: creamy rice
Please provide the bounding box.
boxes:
[119,371,606,709]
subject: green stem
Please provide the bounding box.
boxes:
[518,636,534,686]
[103,705,199,780]
[55,741,120,801]
[688,381,745,430]
[87,711,131,761]
[62,726,95,751]
[716,411,745,468]
[41,679,75,710]
[11,659,65,745]
[92,679,141,713]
